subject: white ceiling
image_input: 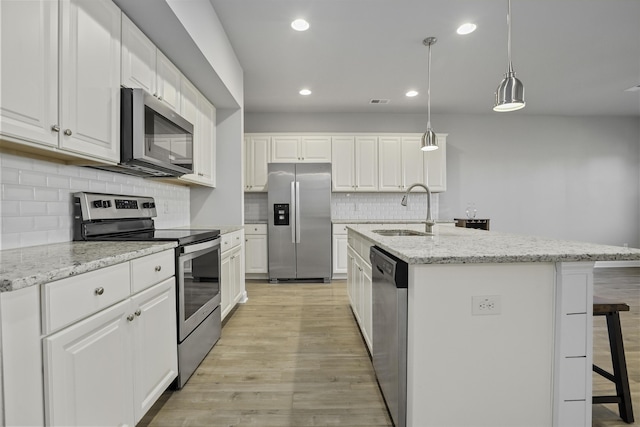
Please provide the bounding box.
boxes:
[208,0,640,117]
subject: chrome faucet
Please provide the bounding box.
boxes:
[401,183,436,233]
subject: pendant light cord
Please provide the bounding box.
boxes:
[507,0,513,73]
[427,41,432,128]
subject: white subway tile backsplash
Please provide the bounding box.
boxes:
[244,191,440,223]
[1,151,190,249]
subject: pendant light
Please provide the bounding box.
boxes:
[421,37,438,151]
[493,0,525,112]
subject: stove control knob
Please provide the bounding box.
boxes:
[142,202,151,209]
[92,200,103,208]
[103,200,112,208]
[149,202,156,208]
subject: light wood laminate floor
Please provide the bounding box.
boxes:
[140,268,639,427]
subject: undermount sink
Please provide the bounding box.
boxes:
[372,229,432,237]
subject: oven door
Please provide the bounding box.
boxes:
[177,237,221,342]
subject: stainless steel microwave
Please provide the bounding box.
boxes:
[93,88,194,177]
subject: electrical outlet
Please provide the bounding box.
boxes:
[472,295,501,315]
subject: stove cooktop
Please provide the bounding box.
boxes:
[91,228,220,245]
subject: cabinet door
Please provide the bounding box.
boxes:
[179,77,199,127]
[332,234,348,275]
[300,136,331,162]
[231,246,243,304]
[220,250,232,319]
[378,136,402,191]
[246,136,270,191]
[131,278,178,424]
[59,0,121,162]
[0,0,58,147]
[197,95,216,185]
[401,136,425,190]
[426,135,447,192]
[355,136,378,191]
[362,264,373,352]
[156,50,182,113]
[331,136,355,191]
[121,13,156,94]
[245,235,268,273]
[43,299,135,427]
[347,246,356,307]
[271,136,300,162]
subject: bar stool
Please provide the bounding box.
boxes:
[592,296,634,423]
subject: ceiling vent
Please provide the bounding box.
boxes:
[369,99,390,105]
[625,84,640,92]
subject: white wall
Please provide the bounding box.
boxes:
[245,112,640,247]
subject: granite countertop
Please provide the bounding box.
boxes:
[333,219,455,224]
[0,241,177,293]
[349,223,640,265]
[174,224,245,234]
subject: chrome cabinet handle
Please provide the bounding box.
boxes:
[135,309,142,317]
[95,287,104,296]
[51,125,60,132]
[158,96,163,101]
[155,265,162,272]
[64,129,72,136]
[127,314,135,322]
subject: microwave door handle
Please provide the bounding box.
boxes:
[290,181,296,244]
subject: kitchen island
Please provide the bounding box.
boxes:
[347,223,640,427]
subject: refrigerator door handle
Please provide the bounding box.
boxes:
[295,181,301,243]
[290,181,296,244]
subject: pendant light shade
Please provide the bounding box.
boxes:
[421,37,438,151]
[494,0,525,112]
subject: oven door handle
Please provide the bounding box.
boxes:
[181,237,221,255]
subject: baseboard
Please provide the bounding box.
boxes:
[595,260,640,268]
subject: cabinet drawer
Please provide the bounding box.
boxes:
[333,224,349,235]
[42,262,131,334]
[131,250,175,294]
[245,224,267,235]
[222,230,243,252]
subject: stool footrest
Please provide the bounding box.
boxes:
[593,364,616,383]
[594,396,624,404]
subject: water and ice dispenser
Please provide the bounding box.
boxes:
[273,203,290,226]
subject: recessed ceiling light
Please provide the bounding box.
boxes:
[457,23,477,35]
[406,90,419,97]
[291,19,310,31]
[299,89,312,96]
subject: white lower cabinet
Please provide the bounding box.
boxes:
[245,225,268,275]
[221,230,245,320]
[43,277,177,426]
[346,234,373,352]
[332,224,350,278]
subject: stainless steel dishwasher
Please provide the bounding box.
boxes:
[370,246,409,427]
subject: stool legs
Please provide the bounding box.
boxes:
[593,311,634,423]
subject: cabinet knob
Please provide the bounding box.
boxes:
[94,287,104,296]
[135,309,142,317]
[155,265,162,272]
[158,96,163,101]
[127,314,135,322]
[51,124,60,132]
[64,129,72,136]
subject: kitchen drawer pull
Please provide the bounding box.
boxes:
[127,314,135,322]
[94,287,104,296]
[135,309,142,317]
[51,124,60,132]
[64,129,72,136]
[154,265,162,272]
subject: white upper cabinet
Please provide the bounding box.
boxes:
[0,0,58,147]
[271,135,331,163]
[1,0,121,163]
[156,51,182,113]
[121,13,156,95]
[245,136,270,191]
[378,136,403,191]
[425,135,447,192]
[121,14,182,114]
[401,136,425,190]
[332,136,378,192]
[181,90,216,187]
[59,0,121,162]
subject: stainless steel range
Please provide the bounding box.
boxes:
[73,192,221,389]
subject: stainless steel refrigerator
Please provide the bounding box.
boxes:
[268,163,332,283]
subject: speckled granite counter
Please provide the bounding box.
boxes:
[0,241,176,292]
[349,223,640,264]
